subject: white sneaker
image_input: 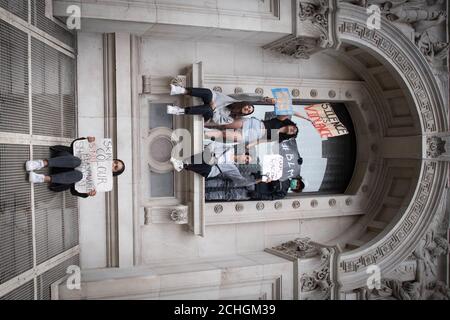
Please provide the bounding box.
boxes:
[25,159,45,171]
[167,105,185,115]
[170,84,186,95]
[29,172,45,183]
[170,157,184,172]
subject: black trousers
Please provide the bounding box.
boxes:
[183,153,212,178]
[184,87,214,122]
[47,150,83,184]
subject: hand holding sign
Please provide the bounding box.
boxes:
[272,88,293,116]
[73,138,113,193]
[262,154,284,182]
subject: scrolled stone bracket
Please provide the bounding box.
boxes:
[263,0,340,59]
[144,205,189,225]
[265,237,342,300]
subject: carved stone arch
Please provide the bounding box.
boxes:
[335,3,448,291]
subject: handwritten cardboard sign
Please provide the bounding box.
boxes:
[262,154,284,181]
[73,138,113,193]
[304,103,349,138]
[272,88,293,116]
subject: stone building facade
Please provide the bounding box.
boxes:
[1,0,448,300]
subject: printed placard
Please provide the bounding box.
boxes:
[262,154,284,181]
[304,103,349,138]
[73,138,113,193]
[272,88,293,115]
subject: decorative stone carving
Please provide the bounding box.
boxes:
[386,259,417,282]
[234,87,243,94]
[338,21,438,132]
[268,238,341,300]
[144,205,189,225]
[301,1,329,21]
[255,87,264,95]
[310,89,318,97]
[256,202,265,211]
[416,32,449,63]
[274,201,283,210]
[426,136,446,158]
[300,260,334,299]
[310,199,318,207]
[339,0,448,65]
[366,278,450,300]
[292,200,301,209]
[300,275,318,292]
[365,278,422,300]
[263,1,339,59]
[213,86,222,93]
[170,208,188,224]
[146,127,175,174]
[301,0,340,48]
[324,5,448,295]
[412,228,449,280]
[427,281,450,300]
[270,237,322,259]
[214,204,223,214]
[340,161,438,273]
[382,2,446,25]
[354,166,447,300]
[264,35,321,59]
[291,88,301,97]
[142,75,181,94]
[328,90,336,98]
[235,203,244,212]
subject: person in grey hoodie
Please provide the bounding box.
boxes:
[170,141,269,187]
[167,85,274,125]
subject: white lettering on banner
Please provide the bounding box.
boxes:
[73,139,113,193]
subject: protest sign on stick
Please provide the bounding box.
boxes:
[272,88,293,115]
[73,138,113,193]
[304,103,349,138]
